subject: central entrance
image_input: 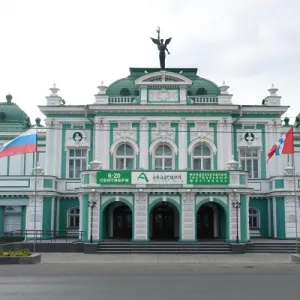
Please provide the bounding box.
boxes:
[196,202,227,240]
[113,205,132,239]
[197,205,214,238]
[102,202,133,240]
[150,202,179,240]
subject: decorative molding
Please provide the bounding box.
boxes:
[65,130,89,148]
[190,122,213,141]
[135,71,193,86]
[113,122,137,142]
[110,138,139,155]
[152,122,175,141]
[187,137,217,155]
[149,137,178,155]
[149,89,178,102]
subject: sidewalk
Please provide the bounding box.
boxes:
[40,253,294,264]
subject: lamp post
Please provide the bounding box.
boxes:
[89,196,97,244]
[232,190,241,244]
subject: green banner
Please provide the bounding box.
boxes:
[96,171,132,184]
[187,171,229,185]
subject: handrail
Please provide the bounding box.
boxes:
[3,230,86,243]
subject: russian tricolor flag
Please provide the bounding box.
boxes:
[267,127,294,163]
[0,128,38,158]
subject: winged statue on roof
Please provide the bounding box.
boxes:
[151,27,172,70]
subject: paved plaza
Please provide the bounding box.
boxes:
[39,252,294,264]
[0,255,299,300]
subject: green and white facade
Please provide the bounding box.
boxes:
[0,68,300,242]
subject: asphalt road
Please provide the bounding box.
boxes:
[0,263,299,300]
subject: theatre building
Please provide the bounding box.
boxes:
[0,67,300,243]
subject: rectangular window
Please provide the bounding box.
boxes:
[240,148,260,179]
[68,149,88,178]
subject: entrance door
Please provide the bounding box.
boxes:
[4,206,22,233]
[197,205,214,239]
[152,205,176,240]
[113,205,132,239]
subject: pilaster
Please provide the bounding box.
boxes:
[181,192,196,241]
[87,192,100,242]
[52,121,61,177]
[25,196,43,238]
[80,194,89,241]
[179,118,187,170]
[139,118,148,169]
[133,191,148,241]
[229,193,241,242]
[45,119,54,175]
[102,121,110,169]
[217,120,226,169]
[94,118,103,164]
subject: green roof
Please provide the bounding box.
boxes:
[106,68,220,97]
[0,94,31,131]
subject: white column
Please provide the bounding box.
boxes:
[45,119,54,175]
[229,193,241,241]
[102,121,110,169]
[56,198,60,230]
[88,193,100,241]
[51,198,55,231]
[134,192,148,241]
[226,118,233,164]
[181,192,196,241]
[94,118,102,162]
[139,118,148,169]
[25,196,43,238]
[53,121,61,177]
[217,120,225,169]
[179,119,187,169]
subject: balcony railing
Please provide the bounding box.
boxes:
[189,96,218,104]
[108,97,137,104]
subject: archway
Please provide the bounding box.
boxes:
[150,202,179,240]
[102,202,133,240]
[196,202,227,240]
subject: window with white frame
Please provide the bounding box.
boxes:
[249,208,259,229]
[154,144,173,170]
[240,148,259,179]
[68,207,80,229]
[192,144,212,170]
[68,149,88,178]
[115,144,134,170]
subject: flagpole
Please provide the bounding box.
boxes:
[292,153,299,254]
[33,126,38,254]
[33,151,37,254]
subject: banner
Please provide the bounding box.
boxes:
[96,170,230,185]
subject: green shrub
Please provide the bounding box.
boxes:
[0,248,31,257]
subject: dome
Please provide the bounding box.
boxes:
[106,68,220,97]
[0,94,30,125]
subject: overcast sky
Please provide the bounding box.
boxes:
[0,0,299,124]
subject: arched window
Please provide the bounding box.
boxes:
[68,207,80,229]
[120,88,131,96]
[154,144,173,170]
[249,208,259,229]
[115,143,134,170]
[196,88,207,95]
[192,144,212,170]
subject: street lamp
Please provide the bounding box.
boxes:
[232,189,241,244]
[89,192,97,244]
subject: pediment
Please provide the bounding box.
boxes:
[135,71,193,87]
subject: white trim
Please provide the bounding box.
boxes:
[249,207,260,229]
[67,207,80,229]
[110,138,139,155]
[188,137,217,155]
[149,138,178,155]
[135,71,193,86]
[239,148,260,179]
